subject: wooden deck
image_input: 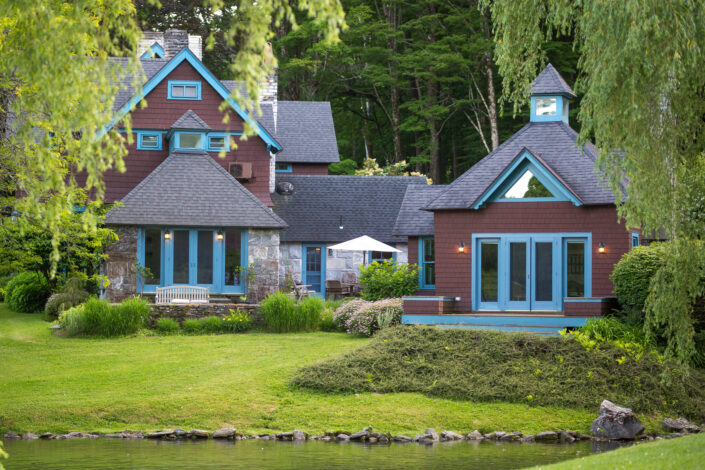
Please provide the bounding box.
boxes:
[401,312,592,335]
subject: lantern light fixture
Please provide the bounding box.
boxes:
[458,242,466,253]
[216,231,224,241]
[598,242,606,253]
[164,230,171,240]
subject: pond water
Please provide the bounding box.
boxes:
[3,438,630,470]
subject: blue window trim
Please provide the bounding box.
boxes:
[140,43,165,59]
[167,80,202,100]
[137,227,248,295]
[473,149,582,209]
[631,232,640,249]
[302,243,327,297]
[368,244,397,264]
[170,131,206,152]
[471,232,592,312]
[136,131,164,150]
[530,94,570,123]
[206,132,233,152]
[418,237,435,289]
[100,48,282,152]
[275,163,293,173]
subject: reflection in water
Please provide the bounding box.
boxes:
[3,438,633,470]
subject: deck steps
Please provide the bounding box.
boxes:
[402,314,591,335]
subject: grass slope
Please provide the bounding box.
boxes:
[1,305,595,435]
[532,433,705,469]
[293,326,705,420]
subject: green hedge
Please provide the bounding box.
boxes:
[5,272,50,313]
[359,260,419,301]
[610,244,667,318]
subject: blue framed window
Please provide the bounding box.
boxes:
[136,131,163,150]
[275,163,292,173]
[137,227,248,294]
[368,247,396,264]
[419,237,435,289]
[631,232,640,249]
[472,233,592,312]
[171,131,205,151]
[207,132,231,152]
[168,80,202,100]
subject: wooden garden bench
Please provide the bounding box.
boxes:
[155,286,210,304]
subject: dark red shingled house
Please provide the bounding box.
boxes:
[396,64,640,333]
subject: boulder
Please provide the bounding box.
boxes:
[173,429,189,438]
[22,433,38,440]
[392,435,412,442]
[335,433,350,441]
[662,418,700,433]
[441,430,464,441]
[349,430,369,441]
[520,435,535,443]
[39,432,55,439]
[500,431,523,441]
[559,431,575,443]
[189,429,210,438]
[466,430,484,440]
[212,427,237,439]
[425,428,439,441]
[293,429,306,441]
[3,431,20,440]
[146,430,174,439]
[534,431,559,441]
[590,400,645,440]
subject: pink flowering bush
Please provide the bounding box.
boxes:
[333,298,403,336]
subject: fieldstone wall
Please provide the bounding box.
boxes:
[150,303,263,327]
[279,242,409,286]
[103,226,139,303]
[248,229,281,302]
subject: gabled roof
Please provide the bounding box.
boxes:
[270,102,340,164]
[105,152,287,228]
[425,121,619,210]
[171,110,211,130]
[531,63,576,98]
[272,175,426,243]
[393,185,446,236]
[104,48,281,151]
[111,57,170,113]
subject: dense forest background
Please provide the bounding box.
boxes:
[136,0,579,184]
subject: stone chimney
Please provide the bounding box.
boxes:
[138,30,202,60]
[164,29,190,58]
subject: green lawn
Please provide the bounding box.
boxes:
[0,304,603,435]
[532,433,705,469]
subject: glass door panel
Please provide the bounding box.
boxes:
[566,241,585,297]
[505,239,530,310]
[197,231,214,285]
[172,230,190,284]
[534,242,553,301]
[478,241,499,309]
[303,244,325,296]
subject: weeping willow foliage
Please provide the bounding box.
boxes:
[480,0,705,363]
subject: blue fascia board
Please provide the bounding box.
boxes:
[101,48,282,152]
[401,314,590,328]
[141,43,165,59]
[472,149,582,209]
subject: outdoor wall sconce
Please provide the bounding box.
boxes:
[598,242,606,253]
[216,231,224,241]
[339,215,344,230]
[164,230,171,241]
[458,242,466,253]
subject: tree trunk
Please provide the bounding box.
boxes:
[484,53,499,150]
[427,79,441,184]
[383,1,403,162]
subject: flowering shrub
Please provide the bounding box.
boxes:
[222,308,253,333]
[333,298,403,336]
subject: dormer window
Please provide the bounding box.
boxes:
[168,81,201,100]
[172,132,204,151]
[535,97,557,116]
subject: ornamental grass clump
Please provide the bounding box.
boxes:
[155,318,180,335]
[58,306,86,337]
[261,291,298,332]
[296,296,325,331]
[182,319,201,334]
[199,316,224,334]
[75,297,150,337]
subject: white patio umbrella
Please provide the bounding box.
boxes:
[329,235,401,266]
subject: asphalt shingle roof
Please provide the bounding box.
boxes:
[110,57,170,112]
[531,63,576,98]
[425,121,618,210]
[270,101,339,164]
[272,175,427,243]
[393,185,446,236]
[105,151,287,228]
[171,110,211,130]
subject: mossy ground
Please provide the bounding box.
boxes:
[293,326,705,420]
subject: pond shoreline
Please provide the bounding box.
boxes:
[4,425,694,446]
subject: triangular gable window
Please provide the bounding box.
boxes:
[502,170,554,199]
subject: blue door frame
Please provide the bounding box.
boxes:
[472,233,591,312]
[138,227,247,294]
[302,244,326,297]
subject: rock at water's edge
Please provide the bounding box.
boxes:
[590,400,645,440]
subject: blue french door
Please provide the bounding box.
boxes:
[168,229,216,290]
[475,234,567,312]
[302,244,326,297]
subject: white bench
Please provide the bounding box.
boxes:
[156,286,210,304]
